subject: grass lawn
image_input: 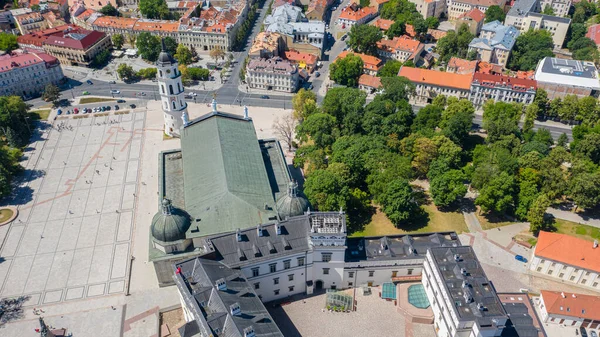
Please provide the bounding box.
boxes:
[476,207,515,230]
[0,208,14,223]
[28,109,51,121]
[350,203,468,237]
[79,97,115,104]
[551,218,600,242]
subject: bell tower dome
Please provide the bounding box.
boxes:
[156,38,189,137]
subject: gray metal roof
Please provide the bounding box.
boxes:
[527,12,572,24]
[477,21,520,51]
[174,258,284,337]
[429,246,508,328]
[171,111,287,238]
[507,0,537,18]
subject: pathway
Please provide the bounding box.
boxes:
[546,207,600,228]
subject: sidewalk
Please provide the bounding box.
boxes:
[546,207,600,228]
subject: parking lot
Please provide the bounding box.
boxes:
[0,111,145,306]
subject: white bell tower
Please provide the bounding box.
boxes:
[156,39,189,137]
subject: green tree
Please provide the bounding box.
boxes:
[425,16,439,29]
[485,5,506,23]
[42,84,61,106]
[0,33,18,52]
[441,99,474,146]
[137,67,157,79]
[482,101,522,143]
[321,87,367,131]
[379,179,418,226]
[329,53,364,87]
[99,3,118,16]
[572,132,600,164]
[386,21,405,39]
[509,29,554,71]
[292,88,318,120]
[558,94,579,121]
[515,168,540,220]
[557,133,569,147]
[174,44,193,65]
[136,32,161,62]
[296,113,338,149]
[378,60,402,77]
[570,37,599,61]
[413,104,442,135]
[304,169,349,211]
[187,67,209,80]
[542,4,555,15]
[577,96,599,125]
[570,172,600,210]
[533,88,548,115]
[411,137,438,177]
[475,171,517,214]
[0,96,31,147]
[523,104,538,133]
[527,193,551,233]
[91,49,111,67]
[117,63,137,82]
[347,24,383,55]
[436,24,474,63]
[430,170,466,207]
[139,0,169,19]
[111,34,124,49]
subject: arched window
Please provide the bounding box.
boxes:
[172,101,176,109]
[161,85,165,94]
[180,100,183,107]
[169,85,174,95]
[177,83,181,92]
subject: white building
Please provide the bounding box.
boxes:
[446,0,505,21]
[538,290,600,329]
[505,0,571,50]
[0,51,64,98]
[468,21,519,68]
[469,72,538,107]
[529,231,600,291]
[539,0,571,18]
[156,40,189,137]
[422,246,509,337]
[246,57,300,93]
[398,66,473,106]
[534,57,600,99]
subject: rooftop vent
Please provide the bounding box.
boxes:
[594,240,598,249]
[461,268,468,276]
[267,240,276,253]
[454,254,461,262]
[276,223,282,235]
[257,224,263,237]
[216,278,226,291]
[244,326,256,337]
[561,292,566,298]
[462,281,470,288]
[236,228,242,242]
[230,302,241,316]
[477,303,486,311]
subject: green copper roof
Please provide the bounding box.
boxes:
[179,112,280,237]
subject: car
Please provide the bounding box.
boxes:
[73,108,79,114]
[315,71,320,77]
[87,80,93,85]
[261,95,270,99]
[57,109,62,115]
[139,92,146,96]
[590,330,597,337]
[114,105,119,110]
[515,255,528,263]
[109,80,116,84]
[130,104,136,109]
[101,106,106,112]
[66,110,71,115]
[105,106,111,111]
[117,99,126,103]
[581,327,588,337]
[110,89,120,94]
[427,47,433,52]
[188,92,197,96]
[82,91,90,95]
[341,35,347,41]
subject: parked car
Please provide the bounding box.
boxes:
[114,105,119,110]
[515,255,527,263]
[581,327,588,337]
[73,108,79,114]
[130,104,136,109]
[56,109,62,115]
[110,89,120,94]
[117,99,126,103]
[315,71,320,77]
[188,92,197,96]
[87,80,93,85]
[105,106,111,111]
[82,91,90,95]
[109,80,116,84]
[261,95,270,99]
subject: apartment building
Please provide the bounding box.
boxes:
[249,31,284,59]
[468,21,519,68]
[41,26,111,66]
[306,0,335,20]
[469,72,537,107]
[446,0,505,21]
[505,0,571,49]
[0,51,63,98]
[14,12,47,35]
[336,51,383,75]
[539,0,571,17]
[246,57,300,93]
[533,57,600,98]
[446,57,478,74]
[265,5,325,56]
[376,35,424,63]
[337,4,377,26]
[410,0,446,18]
[284,49,318,72]
[422,246,508,337]
[538,290,600,329]
[358,73,382,93]
[398,66,473,105]
[529,231,600,292]
[455,8,485,35]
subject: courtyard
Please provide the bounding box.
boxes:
[0,111,145,306]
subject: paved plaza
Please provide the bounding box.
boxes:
[0,111,145,306]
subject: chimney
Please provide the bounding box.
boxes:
[454,254,461,262]
[236,228,242,242]
[572,294,577,298]
[244,326,256,337]
[216,278,227,291]
[461,268,468,276]
[243,105,249,119]
[594,240,598,249]
[230,302,241,316]
[257,224,263,237]
[561,292,566,298]
[276,223,282,235]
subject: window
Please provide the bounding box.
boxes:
[551,262,556,267]
[348,272,354,278]
[323,268,330,275]
[582,279,587,285]
[169,85,174,95]
[274,289,280,295]
[321,253,332,262]
[288,274,294,281]
[254,282,260,289]
[252,268,259,277]
[547,270,553,275]
[537,267,542,272]
[348,282,353,287]
[161,85,165,93]
[570,276,576,281]
[593,282,598,287]
[368,271,374,277]
[408,269,413,275]
[177,82,181,92]
[274,278,279,285]
[559,273,564,278]
[172,101,176,109]
[586,272,591,276]
[270,264,276,273]
[289,286,295,292]
[283,260,291,270]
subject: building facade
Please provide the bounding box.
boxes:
[538,290,600,329]
[377,35,423,63]
[246,57,300,93]
[0,51,63,98]
[40,26,111,66]
[398,66,473,105]
[505,0,571,49]
[533,57,600,99]
[411,0,446,18]
[469,72,537,107]
[539,0,571,17]
[529,231,600,292]
[14,12,48,35]
[446,0,505,21]
[156,42,189,137]
[468,21,519,68]
[337,5,377,26]
[455,8,485,35]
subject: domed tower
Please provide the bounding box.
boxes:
[156,39,189,137]
[276,181,310,219]
[151,198,192,243]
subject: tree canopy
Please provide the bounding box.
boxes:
[0,33,17,52]
[485,5,505,23]
[509,29,554,71]
[330,53,364,87]
[347,24,383,55]
[139,0,170,19]
[436,24,474,63]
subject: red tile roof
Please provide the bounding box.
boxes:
[447,57,478,74]
[43,27,106,50]
[459,8,485,22]
[358,74,382,88]
[372,18,394,31]
[534,231,600,273]
[338,6,376,22]
[473,72,537,90]
[398,66,473,90]
[541,290,600,321]
[587,24,600,45]
[284,50,318,65]
[337,51,382,71]
[394,35,421,53]
[17,24,72,47]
